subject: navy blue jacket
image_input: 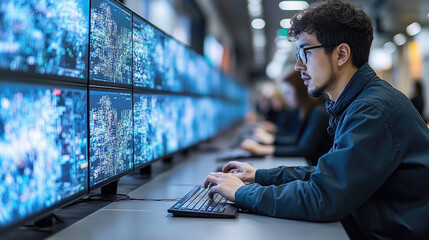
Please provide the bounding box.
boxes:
[273,104,332,165]
[235,64,429,239]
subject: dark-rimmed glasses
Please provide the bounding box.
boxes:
[295,45,326,65]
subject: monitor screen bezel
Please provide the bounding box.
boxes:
[88,0,134,88]
[0,79,89,233]
[88,85,134,191]
[131,12,229,96]
[0,0,90,84]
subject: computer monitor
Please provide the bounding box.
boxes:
[195,98,217,141]
[163,95,181,154]
[0,0,89,81]
[178,97,197,149]
[133,93,165,168]
[132,15,159,89]
[0,81,88,232]
[89,88,133,189]
[163,38,182,92]
[89,0,132,86]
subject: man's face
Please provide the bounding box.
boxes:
[294,32,336,99]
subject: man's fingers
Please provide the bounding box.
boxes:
[204,172,217,187]
[207,185,219,199]
[208,182,217,189]
[204,172,223,188]
[222,161,239,172]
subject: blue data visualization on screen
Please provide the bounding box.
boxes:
[133,94,165,166]
[163,96,180,154]
[89,90,133,187]
[0,82,88,231]
[90,0,132,85]
[178,97,196,148]
[0,0,89,79]
[132,16,158,89]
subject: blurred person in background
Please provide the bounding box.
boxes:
[410,80,425,121]
[241,71,332,165]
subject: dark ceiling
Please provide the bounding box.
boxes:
[210,0,429,81]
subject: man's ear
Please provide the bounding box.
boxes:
[335,43,351,67]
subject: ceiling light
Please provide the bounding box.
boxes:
[369,48,392,70]
[280,19,291,29]
[266,61,284,79]
[279,1,309,11]
[248,1,262,17]
[253,32,266,47]
[251,18,265,29]
[393,33,406,46]
[406,22,422,36]
[383,42,396,54]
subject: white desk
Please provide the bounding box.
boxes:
[48,150,349,240]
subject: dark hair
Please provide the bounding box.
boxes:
[288,0,374,68]
[283,71,319,117]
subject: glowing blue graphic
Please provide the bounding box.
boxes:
[90,0,132,84]
[133,94,165,166]
[0,0,89,79]
[89,90,133,187]
[0,82,88,231]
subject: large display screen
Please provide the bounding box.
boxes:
[133,94,165,167]
[89,0,132,85]
[0,0,89,80]
[163,96,180,154]
[0,81,88,231]
[89,89,133,188]
[132,16,158,89]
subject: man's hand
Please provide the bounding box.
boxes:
[203,172,245,201]
[222,161,257,183]
[261,121,277,133]
[253,128,275,144]
[241,139,275,156]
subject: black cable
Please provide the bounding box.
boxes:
[126,197,181,202]
[64,194,181,207]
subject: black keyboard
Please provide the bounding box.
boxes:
[216,148,256,161]
[167,185,238,218]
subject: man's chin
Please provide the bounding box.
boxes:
[308,87,323,98]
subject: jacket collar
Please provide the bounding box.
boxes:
[325,63,377,135]
[326,63,377,119]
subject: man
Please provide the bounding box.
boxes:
[203,0,429,239]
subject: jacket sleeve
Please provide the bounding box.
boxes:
[235,102,401,222]
[273,135,296,146]
[255,166,316,186]
[273,107,329,157]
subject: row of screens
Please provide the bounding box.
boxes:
[0,0,245,100]
[0,81,248,231]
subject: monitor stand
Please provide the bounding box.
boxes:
[162,156,173,164]
[34,213,65,228]
[140,165,151,175]
[101,180,118,195]
[89,180,128,202]
[21,213,65,232]
[197,142,220,152]
[181,149,190,156]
